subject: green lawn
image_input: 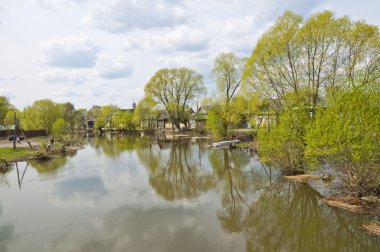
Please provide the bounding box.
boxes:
[0,147,35,162]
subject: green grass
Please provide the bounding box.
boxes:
[0,147,35,161]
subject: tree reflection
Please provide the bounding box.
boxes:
[0,165,11,188]
[91,133,142,157]
[209,149,275,233]
[216,178,380,252]
[29,156,68,174]
[137,138,216,201]
[206,148,380,251]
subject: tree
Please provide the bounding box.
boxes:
[113,111,135,130]
[22,99,63,134]
[73,108,87,130]
[60,102,76,132]
[0,96,13,124]
[144,68,205,131]
[94,105,120,130]
[210,52,245,136]
[3,109,22,126]
[133,95,159,129]
[52,118,67,136]
[243,10,303,112]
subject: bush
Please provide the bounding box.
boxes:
[306,85,380,195]
[258,106,311,173]
[52,118,67,136]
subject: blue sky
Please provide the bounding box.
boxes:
[0,0,379,110]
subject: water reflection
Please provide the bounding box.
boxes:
[0,203,15,252]
[53,177,107,208]
[91,134,141,157]
[29,156,68,175]
[15,162,28,189]
[243,181,380,252]
[0,165,11,188]
[0,135,379,251]
[137,139,216,201]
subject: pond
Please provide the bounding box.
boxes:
[0,134,379,252]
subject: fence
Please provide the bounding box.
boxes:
[0,129,47,139]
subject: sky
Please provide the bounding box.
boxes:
[0,0,379,110]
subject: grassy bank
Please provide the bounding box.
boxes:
[0,147,36,162]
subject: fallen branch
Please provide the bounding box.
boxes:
[322,196,380,213]
[362,221,380,236]
[283,174,319,182]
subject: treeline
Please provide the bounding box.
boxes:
[0,98,141,135]
[0,98,86,135]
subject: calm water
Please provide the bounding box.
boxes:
[0,134,379,252]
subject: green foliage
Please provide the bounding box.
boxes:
[94,105,120,130]
[52,118,67,136]
[3,109,22,126]
[206,104,226,137]
[306,84,380,194]
[0,96,14,124]
[113,111,135,130]
[207,52,245,136]
[258,106,311,172]
[133,95,159,129]
[60,102,76,132]
[243,10,380,112]
[22,99,64,134]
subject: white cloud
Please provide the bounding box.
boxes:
[0,88,15,98]
[82,0,189,33]
[0,73,17,82]
[57,86,81,98]
[40,35,99,69]
[95,54,133,79]
[41,69,89,85]
[123,25,209,52]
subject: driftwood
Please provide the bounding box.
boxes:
[283,174,320,182]
[362,221,380,236]
[322,196,380,213]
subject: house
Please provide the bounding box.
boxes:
[86,116,95,129]
[190,106,209,129]
[140,108,196,131]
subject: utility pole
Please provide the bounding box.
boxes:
[13,111,16,150]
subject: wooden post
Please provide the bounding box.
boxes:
[13,112,16,150]
[20,128,33,150]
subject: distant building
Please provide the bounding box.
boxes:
[86,117,95,129]
[190,106,209,129]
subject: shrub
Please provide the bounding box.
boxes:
[306,85,380,195]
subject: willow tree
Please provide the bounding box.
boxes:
[243,10,380,112]
[211,52,245,136]
[133,95,159,130]
[144,68,205,131]
[22,99,63,134]
[243,10,303,112]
